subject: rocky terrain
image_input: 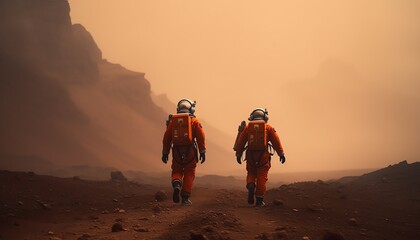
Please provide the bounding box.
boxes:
[0,161,418,240]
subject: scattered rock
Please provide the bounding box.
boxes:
[275,226,286,231]
[37,200,51,210]
[111,222,125,232]
[302,237,310,240]
[78,234,91,240]
[190,231,209,240]
[202,225,216,233]
[272,199,283,206]
[155,190,168,202]
[306,204,323,212]
[152,205,161,213]
[133,225,149,232]
[322,230,345,240]
[348,218,359,226]
[110,171,127,181]
[258,230,288,240]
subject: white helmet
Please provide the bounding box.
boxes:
[248,108,269,122]
[176,99,196,114]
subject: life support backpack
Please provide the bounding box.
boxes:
[171,113,193,146]
[247,120,267,150]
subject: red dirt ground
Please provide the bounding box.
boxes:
[0,162,419,240]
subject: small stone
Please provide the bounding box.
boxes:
[272,200,284,206]
[275,226,286,231]
[348,218,359,226]
[118,209,126,213]
[18,201,24,206]
[292,209,299,212]
[38,201,51,210]
[78,233,91,240]
[113,199,119,203]
[259,230,288,240]
[47,231,54,235]
[50,237,62,240]
[189,231,208,240]
[155,190,168,202]
[139,217,149,221]
[111,222,125,232]
[302,237,311,240]
[101,210,109,214]
[202,225,215,232]
[133,225,149,232]
[152,205,161,213]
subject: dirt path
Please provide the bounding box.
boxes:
[1,169,419,240]
[0,185,284,240]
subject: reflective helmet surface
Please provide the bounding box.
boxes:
[176,99,196,114]
[249,108,269,122]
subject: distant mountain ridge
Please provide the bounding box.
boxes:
[345,160,420,187]
[0,0,234,175]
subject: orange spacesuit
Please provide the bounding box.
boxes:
[162,99,206,205]
[235,108,285,207]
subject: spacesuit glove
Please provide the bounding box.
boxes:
[162,153,169,164]
[199,152,206,164]
[280,153,286,164]
[236,155,242,164]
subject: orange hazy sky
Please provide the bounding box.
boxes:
[69,0,420,172]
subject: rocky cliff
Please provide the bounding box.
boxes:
[0,0,234,176]
[0,0,165,173]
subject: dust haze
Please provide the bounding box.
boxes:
[69,0,420,173]
[1,2,420,239]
